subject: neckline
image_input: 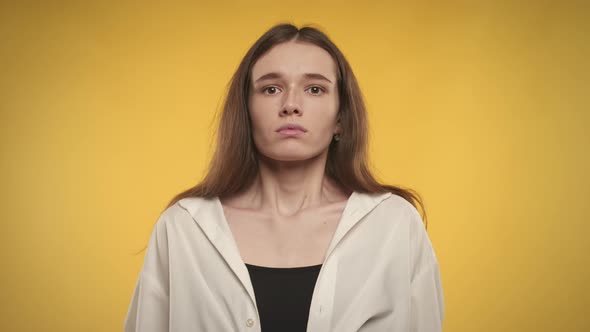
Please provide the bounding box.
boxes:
[215,191,358,270]
[245,262,323,273]
[176,191,391,307]
[214,190,358,244]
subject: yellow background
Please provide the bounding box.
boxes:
[1,1,588,331]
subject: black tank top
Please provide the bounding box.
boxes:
[245,263,322,332]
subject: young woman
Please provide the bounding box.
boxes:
[125,23,444,332]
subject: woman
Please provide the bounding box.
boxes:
[125,23,444,332]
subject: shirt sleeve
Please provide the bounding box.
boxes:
[124,212,171,332]
[407,204,445,332]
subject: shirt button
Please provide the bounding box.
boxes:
[246,318,255,327]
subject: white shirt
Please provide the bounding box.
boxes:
[124,191,444,331]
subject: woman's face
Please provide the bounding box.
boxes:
[248,40,341,162]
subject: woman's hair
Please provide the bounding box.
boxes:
[165,23,427,227]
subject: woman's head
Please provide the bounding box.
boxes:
[201,23,372,192]
[249,38,341,162]
[167,23,426,226]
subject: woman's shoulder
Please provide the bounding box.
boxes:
[150,196,212,228]
[175,195,213,214]
[369,192,427,234]
[376,193,422,219]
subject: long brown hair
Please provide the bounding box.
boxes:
[166,23,427,227]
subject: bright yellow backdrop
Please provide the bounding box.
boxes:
[1,1,588,331]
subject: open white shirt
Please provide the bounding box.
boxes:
[124,191,444,331]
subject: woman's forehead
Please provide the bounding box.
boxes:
[251,41,337,82]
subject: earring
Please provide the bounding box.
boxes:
[333,133,341,142]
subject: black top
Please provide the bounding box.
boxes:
[245,263,322,332]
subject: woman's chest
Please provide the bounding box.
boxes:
[223,204,346,267]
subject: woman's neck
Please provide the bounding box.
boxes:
[230,154,347,217]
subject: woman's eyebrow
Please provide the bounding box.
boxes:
[254,72,333,84]
[304,73,333,83]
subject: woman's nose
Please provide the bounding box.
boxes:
[280,88,302,116]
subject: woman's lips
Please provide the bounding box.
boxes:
[276,123,307,137]
[277,128,305,136]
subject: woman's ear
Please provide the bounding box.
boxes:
[335,111,342,134]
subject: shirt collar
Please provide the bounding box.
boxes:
[177,190,392,307]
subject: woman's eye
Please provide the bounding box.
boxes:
[263,86,280,95]
[307,86,324,95]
